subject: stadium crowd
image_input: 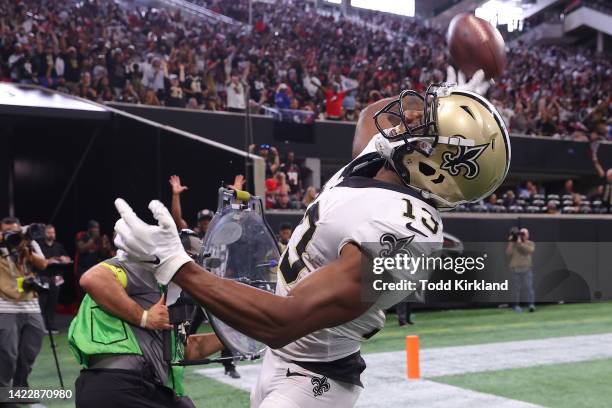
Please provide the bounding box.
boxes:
[0,0,610,139]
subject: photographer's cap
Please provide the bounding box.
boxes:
[87,220,100,229]
[197,209,213,221]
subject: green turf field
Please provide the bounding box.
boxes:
[27,302,612,407]
[361,301,612,353]
[435,358,612,408]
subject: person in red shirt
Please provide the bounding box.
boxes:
[325,86,345,120]
[311,81,356,120]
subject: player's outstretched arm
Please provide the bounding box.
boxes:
[173,243,372,349]
[113,198,374,348]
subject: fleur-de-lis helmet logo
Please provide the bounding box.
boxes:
[440,142,489,180]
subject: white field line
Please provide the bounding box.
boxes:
[195,333,612,407]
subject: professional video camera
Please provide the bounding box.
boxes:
[509,226,523,242]
[21,275,50,294]
[164,188,280,368]
[0,223,46,253]
[0,230,23,251]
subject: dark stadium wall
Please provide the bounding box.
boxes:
[108,103,356,161]
[108,103,612,178]
[265,211,612,303]
[1,114,247,256]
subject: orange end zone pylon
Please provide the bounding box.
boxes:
[406,335,420,379]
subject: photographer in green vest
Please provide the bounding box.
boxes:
[68,251,224,408]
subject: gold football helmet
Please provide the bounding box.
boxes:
[373,84,510,210]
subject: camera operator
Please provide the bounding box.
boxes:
[38,225,71,334]
[0,217,48,390]
[506,227,536,313]
[69,251,225,407]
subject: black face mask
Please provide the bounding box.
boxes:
[373,84,442,159]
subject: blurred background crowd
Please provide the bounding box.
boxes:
[0,0,610,218]
[0,0,610,140]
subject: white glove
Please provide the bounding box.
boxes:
[113,198,193,285]
[446,66,490,95]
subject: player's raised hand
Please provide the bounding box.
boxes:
[446,66,490,95]
[113,198,193,284]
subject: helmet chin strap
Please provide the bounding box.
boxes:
[374,133,423,197]
[374,132,468,210]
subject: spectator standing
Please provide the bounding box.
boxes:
[277,223,293,253]
[108,48,127,94]
[313,81,345,120]
[142,58,165,95]
[510,101,529,134]
[183,65,204,105]
[274,84,291,110]
[279,151,302,200]
[250,144,280,178]
[396,301,414,326]
[226,74,246,113]
[225,54,249,113]
[75,220,112,282]
[164,64,186,108]
[506,228,536,313]
[62,46,81,85]
[37,225,71,333]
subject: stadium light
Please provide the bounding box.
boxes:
[351,0,415,17]
[475,0,524,32]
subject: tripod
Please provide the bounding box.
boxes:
[41,308,65,390]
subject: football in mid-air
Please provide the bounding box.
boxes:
[447,13,507,79]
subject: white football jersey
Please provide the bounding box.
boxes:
[274,139,444,362]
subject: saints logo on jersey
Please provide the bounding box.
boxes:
[440,143,489,180]
[378,233,415,258]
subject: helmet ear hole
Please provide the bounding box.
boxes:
[418,162,436,176]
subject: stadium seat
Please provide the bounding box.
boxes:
[507,205,524,213]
